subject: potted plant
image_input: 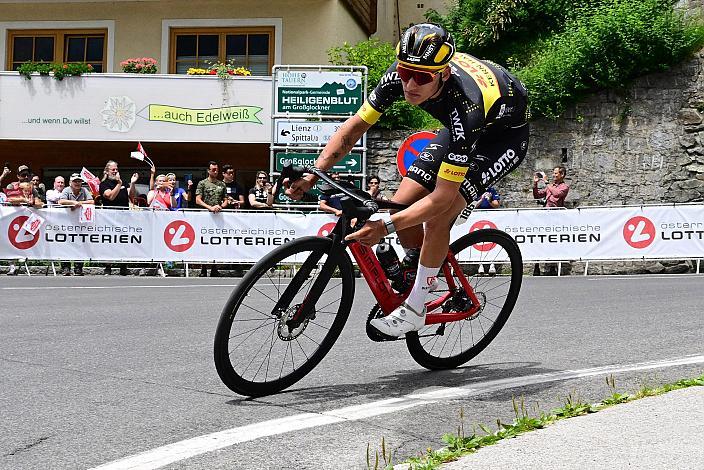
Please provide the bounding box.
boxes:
[120,57,158,74]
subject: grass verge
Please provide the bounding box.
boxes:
[375,373,704,470]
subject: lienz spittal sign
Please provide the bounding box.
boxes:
[0,73,271,143]
[275,120,362,146]
[276,70,363,115]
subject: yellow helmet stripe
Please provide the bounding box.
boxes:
[397,60,448,71]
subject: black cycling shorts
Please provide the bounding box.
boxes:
[405,123,529,204]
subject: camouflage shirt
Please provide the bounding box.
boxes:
[196,178,227,207]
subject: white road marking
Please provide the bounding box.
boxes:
[90,354,704,470]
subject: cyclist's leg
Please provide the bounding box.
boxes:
[394,129,452,249]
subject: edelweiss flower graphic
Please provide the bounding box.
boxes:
[101,96,136,132]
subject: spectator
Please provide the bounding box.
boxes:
[9,181,43,208]
[477,186,501,209]
[222,164,245,209]
[318,172,343,216]
[196,161,228,277]
[5,165,40,204]
[45,176,66,205]
[31,175,46,203]
[533,166,569,208]
[248,170,276,209]
[99,160,138,275]
[58,173,94,275]
[366,176,388,201]
[167,173,191,210]
[147,174,172,210]
[196,161,228,213]
[533,166,570,276]
[0,163,11,188]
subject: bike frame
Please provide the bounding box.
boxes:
[348,240,482,325]
[273,164,482,327]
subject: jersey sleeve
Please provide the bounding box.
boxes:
[356,62,404,125]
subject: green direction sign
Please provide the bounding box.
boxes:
[276,71,364,115]
[275,152,362,173]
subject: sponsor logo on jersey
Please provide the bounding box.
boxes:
[460,179,480,200]
[379,71,399,87]
[497,103,514,118]
[481,148,519,185]
[408,164,433,182]
[418,152,434,162]
[439,162,468,182]
[447,152,468,164]
[450,108,465,140]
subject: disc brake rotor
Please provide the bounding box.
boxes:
[277,304,311,341]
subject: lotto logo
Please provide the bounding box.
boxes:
[164,220,195,252]
[623,216,655,249]
[469,220,497,252]
[7,216,41,250]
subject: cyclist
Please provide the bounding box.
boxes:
[286,23,530,337]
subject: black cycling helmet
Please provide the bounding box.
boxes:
[396,23,455,70]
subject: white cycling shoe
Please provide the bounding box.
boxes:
[370,302,426,337]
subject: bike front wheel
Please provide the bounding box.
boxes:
[406,229,522,369]
[214,236,355,397]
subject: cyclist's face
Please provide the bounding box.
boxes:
[399,66,447,105]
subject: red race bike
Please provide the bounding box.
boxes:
[214,165,523,397]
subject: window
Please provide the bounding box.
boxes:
[7,29,107,72]
[170,27,274,75]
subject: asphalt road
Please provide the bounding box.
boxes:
[1,274,703,469]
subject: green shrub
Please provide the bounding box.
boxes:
[517,0,704,118]
[428,0,704,119]
[328,38,440,129]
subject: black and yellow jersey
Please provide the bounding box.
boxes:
[357,52,529,183]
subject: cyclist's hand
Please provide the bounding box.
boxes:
[284,175,314,200]
[345,219,386,246]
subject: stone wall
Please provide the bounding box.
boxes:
[367,49,704,209]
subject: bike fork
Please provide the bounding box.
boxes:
[273,217,348,324]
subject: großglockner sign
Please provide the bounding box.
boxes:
[0,73,272,143]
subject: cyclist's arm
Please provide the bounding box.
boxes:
[312,114,371,177]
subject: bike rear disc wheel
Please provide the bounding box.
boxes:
[214,236,354,396]
[406,229,522,369]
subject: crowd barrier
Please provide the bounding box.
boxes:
[2,204,704,267]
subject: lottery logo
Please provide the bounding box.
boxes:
[469,220,498,252]
[164,220,195,252]
[8,216,40,250]
[623,216,655,249]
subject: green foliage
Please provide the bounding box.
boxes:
[17,61,94,81]
[428,0,704,119]
[328,39,440,129]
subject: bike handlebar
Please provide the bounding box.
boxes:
[278,162,409,218]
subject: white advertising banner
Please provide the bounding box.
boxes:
[450,205,704,261]
[2,205,704,263]
[0,73,271,143]
[1,206,337,262]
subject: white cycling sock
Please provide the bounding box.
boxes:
[405,263,439,314]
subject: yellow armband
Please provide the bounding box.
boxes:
[356,100,382,125]
[438,162,468,182]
